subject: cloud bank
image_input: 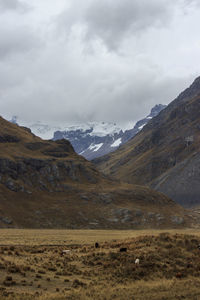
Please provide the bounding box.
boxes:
[0,0,200,125]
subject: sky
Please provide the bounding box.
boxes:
[0,0,200,126]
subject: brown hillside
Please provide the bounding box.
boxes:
[94,77,200,207]
[0,116,188,228]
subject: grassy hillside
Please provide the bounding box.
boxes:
[0,116,189,228]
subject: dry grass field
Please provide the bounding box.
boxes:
[1,229,200,246]
[0,229,200,299]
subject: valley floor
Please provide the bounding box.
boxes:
[0,229,200,299]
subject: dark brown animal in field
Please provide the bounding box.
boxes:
[175,272,183,279]
[119,247,127,252]
[95,242,99,248]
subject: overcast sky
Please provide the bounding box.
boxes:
[1,0,200,125]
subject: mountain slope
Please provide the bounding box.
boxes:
[0,116,188,228]
[94,77,200,207]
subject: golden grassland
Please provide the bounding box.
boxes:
[0,229,200,299]
[0,228,200,246]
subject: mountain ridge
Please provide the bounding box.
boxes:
[93,77,200,207]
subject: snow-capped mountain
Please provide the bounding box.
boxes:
[53,104,166,160]
[9,104,166,160]
[53,122,124,160]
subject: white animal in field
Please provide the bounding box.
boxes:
[62,250,71,254]
[135,258,140,265]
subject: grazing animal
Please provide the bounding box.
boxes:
[62,250,71,255]
[176,272,183,279]
[95,242,99,249]
[135,258,140,265]
[119,247,127,252]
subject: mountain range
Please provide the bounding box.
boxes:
[0,116,186,228]
[2,76,200,228]
[53,104,166,160]
[10,104,166,160]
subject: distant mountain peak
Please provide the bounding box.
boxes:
[52,104,166,160]
[188,76,200,96]
[176,76,200,104]
[191,75,200,85]
[150,104,166,116]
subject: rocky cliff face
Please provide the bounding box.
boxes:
[0,118,100,192]
[94,77,200,207]
[0,116,189,228]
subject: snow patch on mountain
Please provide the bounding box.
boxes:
[88,122,121,137]
[138,124,146,130]
[111,138,122,148]
[89,143,104,152]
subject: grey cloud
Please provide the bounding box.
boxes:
[0,0,38,60]
[0,1,199,127]
[0,25,41,60]
[57,0,175,51]
[0,0,28,12]
[81,74,194,124]
[182,0,200,7]
[84,0,174,50]
[2,47,193,125]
